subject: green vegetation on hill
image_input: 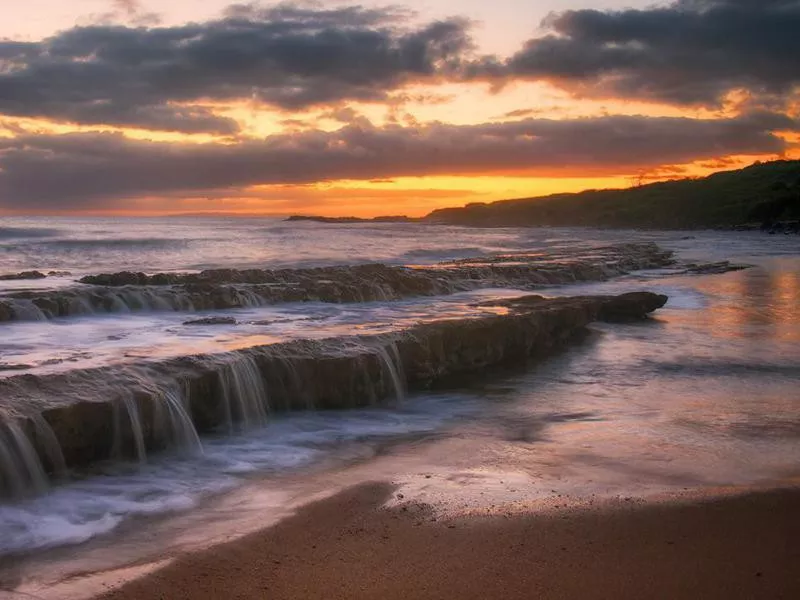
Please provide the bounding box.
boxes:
[425,160,800,229]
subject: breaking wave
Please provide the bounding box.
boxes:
[0,227,62,240]
[400,247,488,262]
[42,238,189,250]
[0,394,476,555]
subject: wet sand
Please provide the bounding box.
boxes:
[96,483,800,600]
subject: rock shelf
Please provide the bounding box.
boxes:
[0,292,667,496]
[0,243,673,323]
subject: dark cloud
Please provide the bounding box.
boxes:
[3,0,798,135]
[0,111,793,210]
[0,5,472,133]
[502,0,800,107]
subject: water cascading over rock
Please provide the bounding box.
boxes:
[0,292,667,497]
[0,244,675,322]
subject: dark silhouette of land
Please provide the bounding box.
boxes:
[285,215,419,224]
[426,160,800,230]
[289,160,800,230]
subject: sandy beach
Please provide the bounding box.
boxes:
[95,483,799,600]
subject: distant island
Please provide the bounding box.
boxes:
[288,160,800,230]
[285,215,420,224]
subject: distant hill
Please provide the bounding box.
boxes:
[285,215,419,224]
[424,160,800,229]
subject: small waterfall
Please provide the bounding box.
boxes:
[153,388,203,456]
[277,351,313,410]
[31,414,67,478]
[120,290,147,311]
[170,290,194,311]
[374,342,406,402]
[234,288,264,308]
[113,393,147,463]
[219,356,269,430]
[0,419,49,498]
[180,294,196,311]
[68,295,95,315]
[123,289,168,312]
[8,299,47,321]
[148,292,173,311]
[109,293,132,313]
[365,282,389,302]
[387,342,407,400]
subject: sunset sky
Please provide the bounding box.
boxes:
[1,0,798,216]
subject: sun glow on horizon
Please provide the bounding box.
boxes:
[0,1,797,217]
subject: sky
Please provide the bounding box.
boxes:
[0,0,798,216]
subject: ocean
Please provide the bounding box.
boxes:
[0,217,798,595]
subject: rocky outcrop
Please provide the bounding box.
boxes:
[183,316,238,326]
[478,292,668,323]
[597,292,669,322]
[0,244,675,323]
[0,292,667,494]
[78,243,673,287]
[0,271,47,281]
[683,261,750,275]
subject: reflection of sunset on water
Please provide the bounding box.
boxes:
[666,261,800,343]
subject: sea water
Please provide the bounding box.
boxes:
[0,217,798,583]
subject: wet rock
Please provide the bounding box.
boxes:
[761,221,800,235]
[79,243,674,288]
[0,270,46,281]
[3,243,676,323]
[478,292,668,322]
[79,271,159,286]
[684,261,750,275]
[183,316,238,326]
[476,295,547,309]
[0,291,669,488]
[0,363,34,371]
[597,292,669,322]
[0,302,12,322]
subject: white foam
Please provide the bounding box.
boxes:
[0,393,478,556]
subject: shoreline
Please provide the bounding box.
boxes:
[85,482,799,600]
[1,239,797,599]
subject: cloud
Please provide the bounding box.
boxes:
[497,0,800,108]
[320,107,363,124]
[0,5,473,133]
[0,111,793,210]
[113,0,142,15]
[89,0,161,28]
[4,0,797,136]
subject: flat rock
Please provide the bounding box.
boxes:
[0,270,46,281]
[183,317,238,326]
[684,261,750,275]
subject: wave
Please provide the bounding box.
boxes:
[400,247,488,262]
[0,394,475,556]
[649,358,800,378]
[42,238,189,250]
[0,227,62,240]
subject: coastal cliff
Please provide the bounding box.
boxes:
[425,160,800,229]
[286,160,800,230]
